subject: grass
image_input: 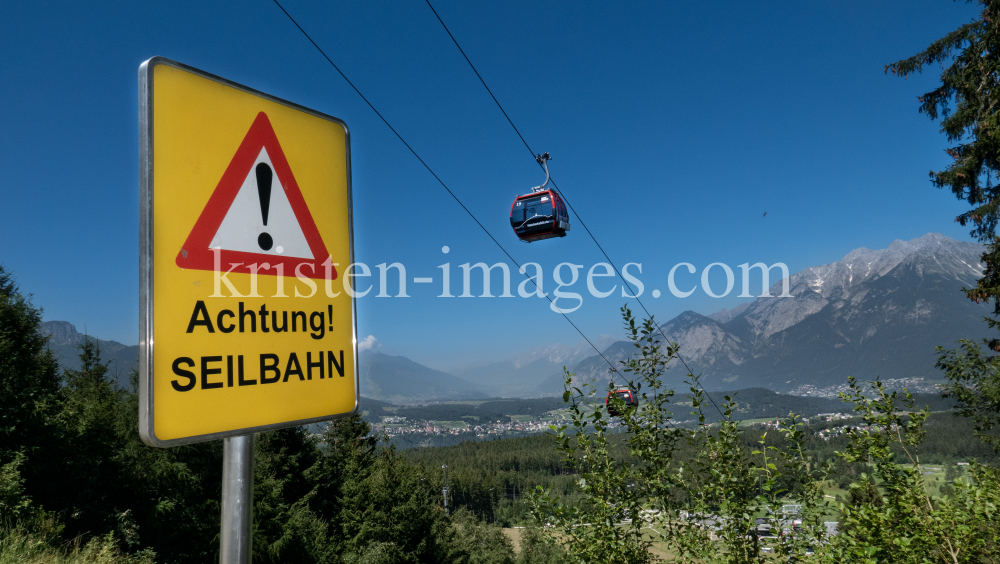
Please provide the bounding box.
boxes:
[815,464,969,508]
[502,528,522,553]
[0,529,155,564]
[438,400,491,406]
[737,418,781,427]
[433,421,469,430]
[909,463,972,496]
[538,525,820,561]
[542,409,574,421]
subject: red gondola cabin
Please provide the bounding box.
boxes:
[606,388,638,417]
[510,189,570,242]
[510,153,570,243]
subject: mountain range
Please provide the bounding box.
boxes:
[554,233,990,395]
[38,233,992,401]
[358,350,487,403]
[450,335,617,397]
[39,321,140,388]
[36,322,486,403]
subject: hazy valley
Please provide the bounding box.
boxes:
[42,233,989,404]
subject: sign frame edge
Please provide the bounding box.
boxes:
[138,56,360,448]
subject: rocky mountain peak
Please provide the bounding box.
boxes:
[727,233,982,340]
[708,302,751,323]
[39,320,84,346]
[514,335,618,366]
[837,233,963,287]
[567,233,994,394]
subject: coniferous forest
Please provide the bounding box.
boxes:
[0,266,564,563]
[3,261,999,562]
[404,410,999,527]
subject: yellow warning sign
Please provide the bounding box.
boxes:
[138,57,357,447]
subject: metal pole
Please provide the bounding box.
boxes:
[442,464,449,516]
[220,434,255,564]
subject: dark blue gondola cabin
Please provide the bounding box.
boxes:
[510,190,570,242]
[606,388,638,417]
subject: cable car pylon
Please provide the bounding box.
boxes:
[510,153,571,242]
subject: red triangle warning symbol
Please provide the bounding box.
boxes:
[176,112,335,280]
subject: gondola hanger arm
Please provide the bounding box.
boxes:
[532,153,551,193]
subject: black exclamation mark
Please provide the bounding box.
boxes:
[328,305,334,332]
[256,163,273,251]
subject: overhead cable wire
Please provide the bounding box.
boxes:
[549,177,725,416]
[424,0,724,417]
[423,0,534,157]
[270,0,617,375]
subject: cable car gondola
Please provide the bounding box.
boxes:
[606,388,638,417]
[510,153,570,242]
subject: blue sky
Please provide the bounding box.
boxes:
[0,0,982,369]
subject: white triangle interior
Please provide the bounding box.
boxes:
[210,148,314,260]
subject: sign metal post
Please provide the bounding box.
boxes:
[221,435,255,564]
[138,57,357,564]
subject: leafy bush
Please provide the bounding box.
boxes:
[531,306,1000,563]
[821,378,1000,563]
[530,306,829,564]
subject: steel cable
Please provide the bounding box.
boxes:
[271,0,618,376]
[423,0,725,417]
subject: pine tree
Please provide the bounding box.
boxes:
[0,265,62,504]
[317,416,458,563]
[52,338,128,537]
[890,0,1000,453]
[111,370,224,563]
